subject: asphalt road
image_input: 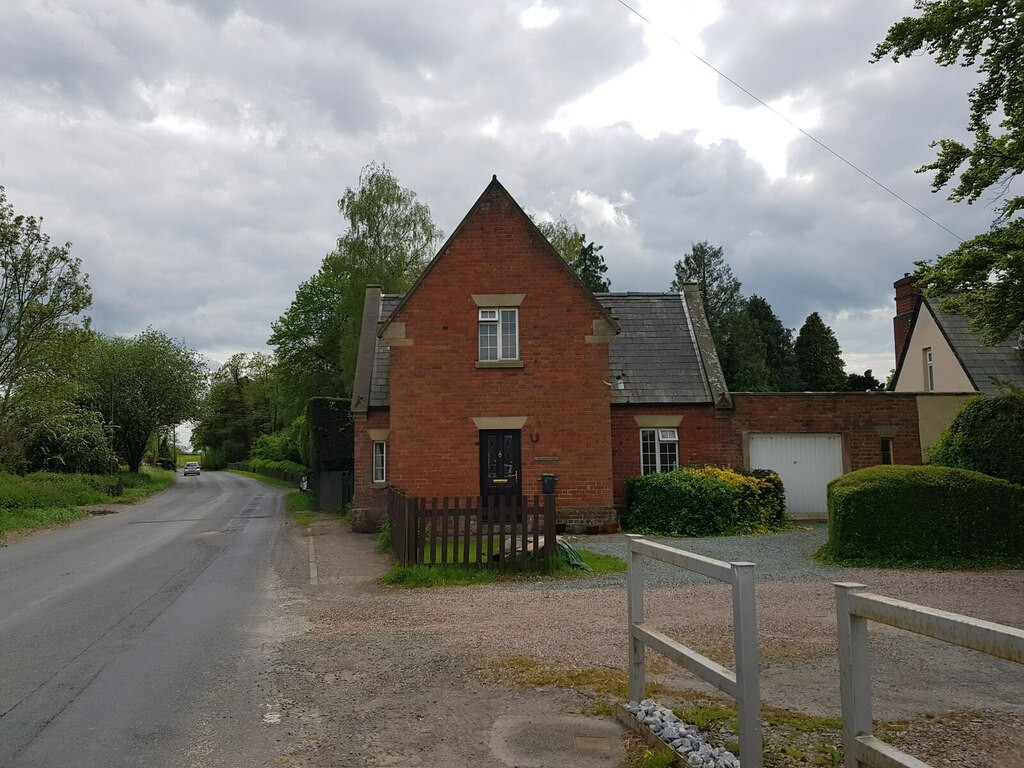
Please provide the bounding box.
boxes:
[0,471,293,767]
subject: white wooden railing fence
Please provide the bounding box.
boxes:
[626,535,764,768]
[834,582,1024,768]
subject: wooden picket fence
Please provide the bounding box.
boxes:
[386,487,557,571]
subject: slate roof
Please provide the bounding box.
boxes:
[600,292,714,404]
[369,294,401,407]
[925,297,1024,394]
[365,291,719,407]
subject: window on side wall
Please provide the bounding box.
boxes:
[478,308,518,361]
[880,437,894,465]
[640,428,679,475]
[372,441,387,483]
[923,347,934,391]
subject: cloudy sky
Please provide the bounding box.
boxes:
[1,0,995,380]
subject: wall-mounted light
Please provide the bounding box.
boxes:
[602,372,626,391]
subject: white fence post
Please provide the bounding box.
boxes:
[835,582,873,768]
[833,582,1023,768]
[625,537,764,768]
[732,562,763,766]
[626,534,646,703]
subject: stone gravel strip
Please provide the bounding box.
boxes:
[627,699,740,768]
[514,524,842,591]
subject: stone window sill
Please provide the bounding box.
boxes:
[476,360,524,369]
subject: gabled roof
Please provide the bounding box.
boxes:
[378,175,619,339]
[359,289,726,408]
[893,295,1024,394]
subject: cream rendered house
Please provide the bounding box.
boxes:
[891,276,1024,395]
[890,276,1024,458]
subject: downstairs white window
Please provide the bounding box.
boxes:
[640,428,679,475]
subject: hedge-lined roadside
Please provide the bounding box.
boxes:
[0,469,175,538]
[624,466,787,537]
[821,465,1024,564]
[228,458,308,484]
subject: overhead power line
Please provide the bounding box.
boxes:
[613,0,965,243]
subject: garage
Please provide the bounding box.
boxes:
[748,433,844,519]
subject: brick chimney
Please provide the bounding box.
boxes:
[893,274,921,366]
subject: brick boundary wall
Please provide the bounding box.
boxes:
[610,393,922,511]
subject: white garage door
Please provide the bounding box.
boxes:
[748,434,844,519]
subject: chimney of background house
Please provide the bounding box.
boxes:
[893,274,921,366]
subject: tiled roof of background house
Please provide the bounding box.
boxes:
[366,291,722,407]
[925,297,1024,394]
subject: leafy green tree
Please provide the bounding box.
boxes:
[746,295,801,390]
[873,0,1024,347]
[0,187,92,466]
[794,313,847,391]
[717,310,772,392]
[83,330,207,472]
[534,217,611,292]
[671,241,743,339]
[192,353,253,464]
[192,352,287,463]
[270,163,442,415]
[670,242,773,390]
[843,369,886,392]
[574,240,611,293]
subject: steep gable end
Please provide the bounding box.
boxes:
[378,176,618,338]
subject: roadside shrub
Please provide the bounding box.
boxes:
[624,466,787,536]
[736,467,787,527]
[928,392,1024,485]
[824,465,1024,562]
[24,408,116,474]
[250,425,302,464]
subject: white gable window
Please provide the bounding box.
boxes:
[479,308,518,361]
[640,428,679,475]
[923,347,934,391]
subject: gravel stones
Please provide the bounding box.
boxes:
[626,699,741,768]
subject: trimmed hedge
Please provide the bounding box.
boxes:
[232,458,308,483]
[624,466,787,536]
[824,465,1024,561]
[928,393,1024,486]
[302,398,354,473]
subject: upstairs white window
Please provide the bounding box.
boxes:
[640,428,679,475]
[372,441,386,483]
[924,347,934,391]
[479,308,518,361]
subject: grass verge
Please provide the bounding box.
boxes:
[380,548,626,588]
[0,468,175,539]
[226,469,317,516]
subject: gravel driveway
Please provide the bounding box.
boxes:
[271,518,1024,767]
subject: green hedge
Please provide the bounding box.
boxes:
[302,398,354,472]
[824,465,1024,561]
[232,458,308,483]
[929,393,1024,486]
[624,466,787,536]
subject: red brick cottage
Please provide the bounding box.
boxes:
[350,177,924,531]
